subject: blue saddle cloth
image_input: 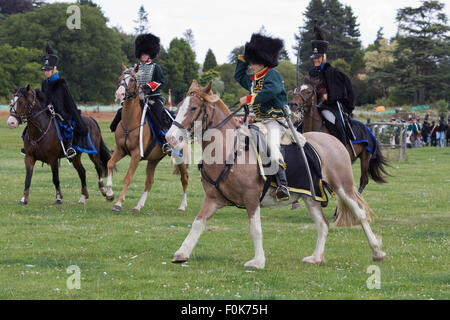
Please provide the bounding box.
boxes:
[56,120,97,155]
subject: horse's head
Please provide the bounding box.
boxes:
[7,85,37,129]
[289,76,319,114]
[115,64,139,104]
[166,80,219,149]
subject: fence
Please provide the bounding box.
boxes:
[367,122,408,162]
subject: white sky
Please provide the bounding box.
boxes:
[46,0,450,64]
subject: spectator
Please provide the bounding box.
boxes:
[421,120,431,146]
[437,117,448,148]
[430,121,438,147]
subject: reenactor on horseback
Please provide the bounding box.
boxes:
[110,33,172,154]
[308,20,356,148]
[235,33,306,201]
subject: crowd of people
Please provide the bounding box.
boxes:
[406,115,449,148]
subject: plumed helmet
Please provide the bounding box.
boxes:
[41,41,58,70]
[135,33,160,59]
[311,19,329,58]
[243,33,284,68]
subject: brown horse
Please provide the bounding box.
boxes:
[165,81,386,269]
[7,85,111,205]
[289,77,389,194]
[105,65,189,212]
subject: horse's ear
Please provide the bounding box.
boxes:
[311,77,320,88]
[26,84,31,91]
[122,63,127,72]
[189,80,199,92]
[302,76,310,85]
[203,81,213,95]
[134,64,139,73]
[11,84,17,92]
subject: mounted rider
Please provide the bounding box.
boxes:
[235,33,304,201]
[40,42,91,159]
[308,20,355,146]
[110,33,172,154]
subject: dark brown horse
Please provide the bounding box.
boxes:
[165,81,385,269]
[289,77,389,194]
[7,85,111,205]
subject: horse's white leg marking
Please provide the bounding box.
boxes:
[106,173,114,197]
[302,197,328,265]
[244,206,266,269]
[173,218,206,261]
[336,189,386,261]
[133,191,149,212]
[78,194,87,205]
[178,193,188,212]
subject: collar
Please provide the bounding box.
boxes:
[141,59,153,65]
[251,67,271,81]
[47,72,59,83]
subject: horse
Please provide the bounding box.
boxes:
[7,85,111,205]
[104,65,189,212]
[289,77,390,194]
[165,80,386,269]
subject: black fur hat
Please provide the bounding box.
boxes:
[41,41,58,70]
[311,19,329,58]
[135,33,160,59]
[244,33,284,68]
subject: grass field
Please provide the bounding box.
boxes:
[0,117,448,300]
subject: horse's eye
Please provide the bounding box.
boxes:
[190,107,197,112]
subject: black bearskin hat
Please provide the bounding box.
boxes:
[135,33,160,59]
[311,19,329,58]
[244,33,284,68]
[41,41,58,70]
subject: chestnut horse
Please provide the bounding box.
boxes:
[105,65,189,212]
[7,85,111,205]
[166,81,386,269]
[289,77,389,194]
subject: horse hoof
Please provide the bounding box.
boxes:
[56,199,63,205]
[112,205,122,212]
[302,255,325,265]
[373,251,386,262]
[178,207,186,212]
[172,252,189,264]
[244,259,265,269]
[132,207,141,212]
[19,200,27,206]
[106,195,115,202]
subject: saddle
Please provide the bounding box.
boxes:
[241,125,328,205]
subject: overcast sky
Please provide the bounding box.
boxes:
[46,0,450,64]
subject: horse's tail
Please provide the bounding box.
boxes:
[335,187,376,227]
[91,118,112,177]
[368,146,391,184]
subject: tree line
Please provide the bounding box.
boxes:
[0,0,448,110]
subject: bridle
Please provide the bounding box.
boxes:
[117,70,139,101]
[293,85,324,123]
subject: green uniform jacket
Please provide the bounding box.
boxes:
[136,60,164,96]
[234,56,288,120]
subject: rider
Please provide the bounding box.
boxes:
[110,33,171,154]
[308,20,355,146]
[234,33,297,201]
[40,42,89,159]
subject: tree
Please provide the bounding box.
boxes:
[228,45,244,64]
[203,49,217,72]
[183,29,195,49]
[166,38,199,103]
[0,0,34,16]
[134,5,149,35]
[0,3,126,104]
[275,60,298,98]
[392,0,450,105]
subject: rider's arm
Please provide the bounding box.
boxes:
[234,55,252,91]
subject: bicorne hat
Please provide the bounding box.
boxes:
[311,19,329,59]
[243,33,284,68]
[135,33,160,59]
[41,41,58,70]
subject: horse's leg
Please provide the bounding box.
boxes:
[358,150,370,194]
[133,160,158,212]
[50,160,63,205]
[106,148,125,202]
[72,155,89,204]
[172,197,220,263]
[336,188,386,262]
[113,153,141,211]
[89,153,107,197]
[20,155,36,205]
[244,205,266,269]
[301,197,329,265]
[177,164,189,212]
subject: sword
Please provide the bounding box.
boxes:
[283,105,316,200]
[140,101,149,158]
[337,101,357,158]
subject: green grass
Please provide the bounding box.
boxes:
[0,118,448,300]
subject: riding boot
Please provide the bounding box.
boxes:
[110,108,123,132]
[275,164,290,201]
[64,136,77,160]
[147,98,172,155]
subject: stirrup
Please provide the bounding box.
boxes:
[66,147,77,159]
[20,148,25,156]
[162,143,172,155]
[276,185,290,201]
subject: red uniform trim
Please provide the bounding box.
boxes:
[147,81,161,91]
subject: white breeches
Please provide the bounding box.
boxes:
[256,119,287,164]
